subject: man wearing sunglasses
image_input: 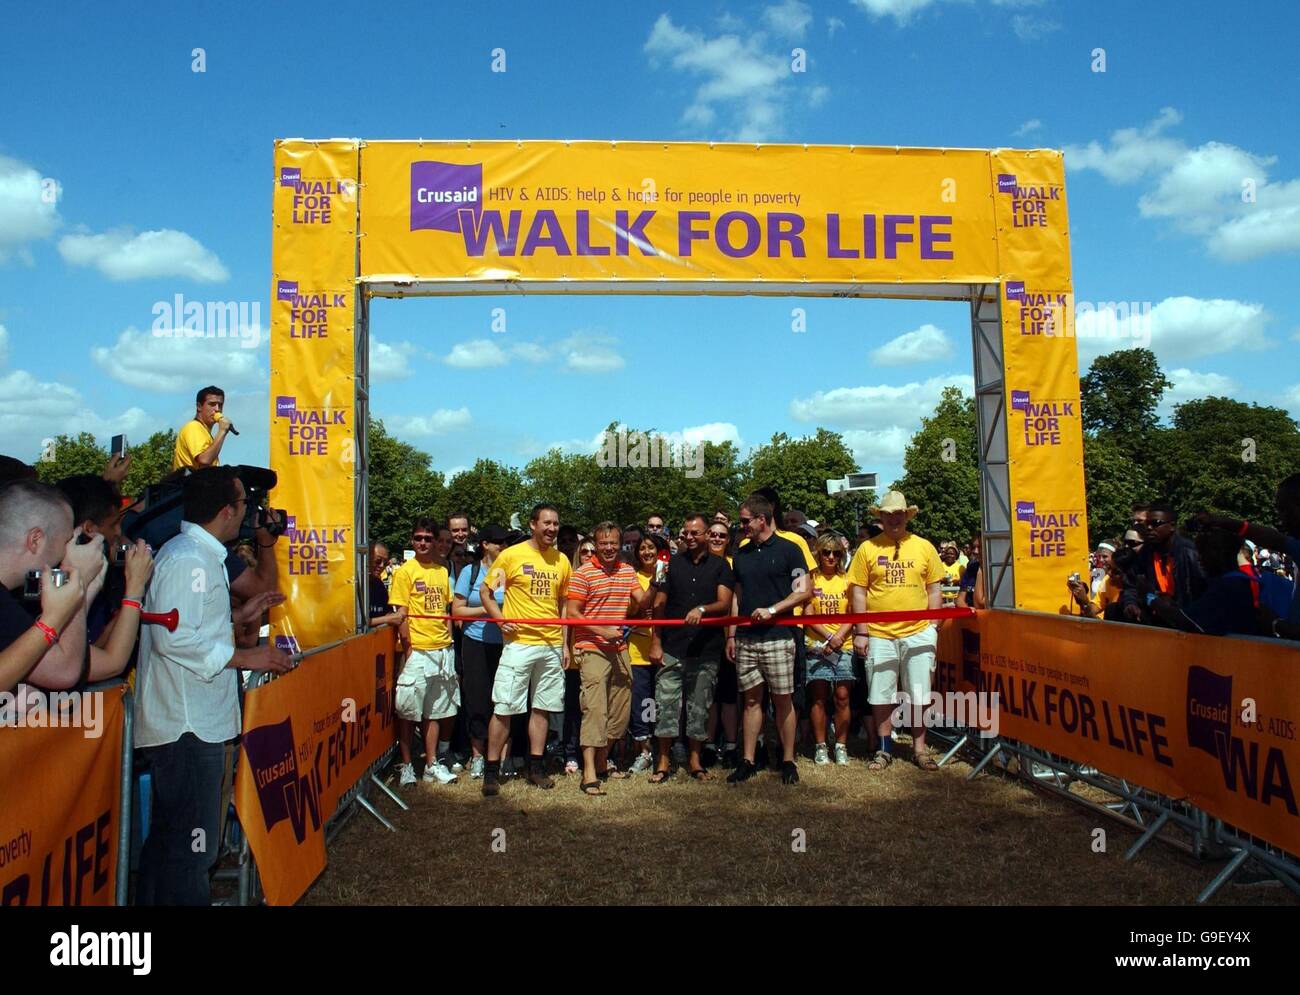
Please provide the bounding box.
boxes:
[1119,501,1206,623]
[389,517,459,787]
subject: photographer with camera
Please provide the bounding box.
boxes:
[1119,501,1206,624]
[1192,472,1300,639]
[54,474,155,681]
[0,480,108,695]
[134,467,291,905]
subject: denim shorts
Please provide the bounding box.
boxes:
[805,646,856,684]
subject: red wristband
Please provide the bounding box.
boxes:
[34,620,59,646]
[122,598,143,611]
[1237,520,1249,538]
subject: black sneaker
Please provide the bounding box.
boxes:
[781,761,799,785]
[726,759,758,784]
[482,772,500,797]
[526,765,555,789]
[753,748,768,771]
[721,748,739,769]
[701,745,718,769]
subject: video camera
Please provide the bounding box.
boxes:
[121,464,288,551]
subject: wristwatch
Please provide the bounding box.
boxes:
[767,605,779,615]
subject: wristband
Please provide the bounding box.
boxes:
[1237,520,1249,538]
[34,620,59,645]
[122,598,142,611]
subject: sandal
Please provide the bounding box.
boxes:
[914,754,939,772]
[688,768,713,782]
[867,750,893,771]
[579,781,606,796]
[648,768,672,784]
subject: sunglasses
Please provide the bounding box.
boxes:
[1123,540,1141,548]
[820,550,841,558]
[1146,518,1174,528]
[707,532,727,540]
[738,517,752,526]
[412,535,435,543]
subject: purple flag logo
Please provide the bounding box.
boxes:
[273,635,300,654]
[411,161,483,233]
[1010,389,1031,412]
[275,395,297,418]
[285,515,297,533]
[1005,280,1026,302]
[1015,500,1036,523]
[279,166,301,187]
[876,555,890,566]
[276,280,298,302]
[997,173,1017,194]
[1186,665,1232,758]
[522,563,535,575]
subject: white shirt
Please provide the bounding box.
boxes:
[134,522,239,747]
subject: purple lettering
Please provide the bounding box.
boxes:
[919,215,953,260]
[766,212,806,257]
[459,209,520,256]
[615,210,657,256]
[716,211,760,258]
[678,211,711,256]
[521,210,571,255]
[883,215,913,259]
[826,213,857,258]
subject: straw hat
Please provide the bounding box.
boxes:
[870,490,919,520]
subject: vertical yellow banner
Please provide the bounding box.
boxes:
[269,140,360,649]
[992,151,1090,611]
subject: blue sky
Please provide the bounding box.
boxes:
[2,0,1297,491]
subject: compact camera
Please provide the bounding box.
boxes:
[23,568,69,600]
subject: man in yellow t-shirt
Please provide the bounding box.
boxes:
[479,503,572,795]
[938,542,965,607]
[172,385,234,471]
[388,517,459,787]
[847,491,944,772]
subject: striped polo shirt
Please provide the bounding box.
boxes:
[567,559,639,651]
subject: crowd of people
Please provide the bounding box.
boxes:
[2,379,1298,904]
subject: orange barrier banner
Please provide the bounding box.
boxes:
[937,612,1300,854]
[0,687,126,905]
[234,628,398,906]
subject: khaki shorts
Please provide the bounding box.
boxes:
[735,637,796,695]
[493,642,565,715]
[866,626,938,706]
[577,647,633,747]
[396,647,460,721]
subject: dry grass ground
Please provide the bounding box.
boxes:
[303,743,1298,907]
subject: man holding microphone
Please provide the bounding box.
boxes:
[172,385,236,471]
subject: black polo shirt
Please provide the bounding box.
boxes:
[732,533,808,643]
[662,549,734,659]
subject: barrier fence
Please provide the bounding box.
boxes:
[4,609,1298,906]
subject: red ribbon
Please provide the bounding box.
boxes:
[403,606,973,627]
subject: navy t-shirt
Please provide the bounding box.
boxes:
[661,550,733,658]
[731,534,808,642]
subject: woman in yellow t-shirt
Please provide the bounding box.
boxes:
[626,533,668,774]
[805,534,856,766]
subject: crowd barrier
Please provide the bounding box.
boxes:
[933,610,1300,901]
[0,683,131,906]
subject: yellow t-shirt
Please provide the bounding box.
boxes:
[626,569,655,666]
[739,529,816,571]
[846,533,944,639]
[939,560,965,606]
[485,542,571,645]
[804,571,849,642]
[388,559,452,650]
[172,419,216,470]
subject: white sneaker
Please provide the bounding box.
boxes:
[423,761,458,784]
[469,756,485,779]
[629,751,654,775]
[398,763,417,787]
[834,744,850,766]
[451,759,465,773]
[814,744,831,766]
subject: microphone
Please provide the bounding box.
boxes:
[219,416,240,436]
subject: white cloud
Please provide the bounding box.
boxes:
[370,337,420,382]
[0,324,7,367]
[851,0,940,24]
[511,342,549,364]
[1075,296,1271,364]
[644,13,819,142]
[542,420,743,459]
[1066,110,1300,261]
[59,228,229,282]
[1014,119,1042,137]
[445,339,508,368]
[1162,369,1239,413]
[827,16,846,37]
[559,332,625,373]
[1010,13,1060,40]
[763,0,812,39]
[790,373,973,429]
[870,323,954,366]
[1284,383,1300,416]
[385,408,473,438]
[0,154,61,262]
[842,426,913,468]
[91,326,263,393]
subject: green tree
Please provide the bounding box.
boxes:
[123,430,178,497]
[1082,432,1149,545]
[1080,348,1170,462]
[739,428,873,535]
[33,433,108,485]
[366,419,444,552]
[522,449,601,526]
[1149,397,1300,524]
[894,386,980,544]
[443,459,527,527]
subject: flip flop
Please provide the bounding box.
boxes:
[579,781,606,796]
[688,768,713,782]
[648,769,672,784]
